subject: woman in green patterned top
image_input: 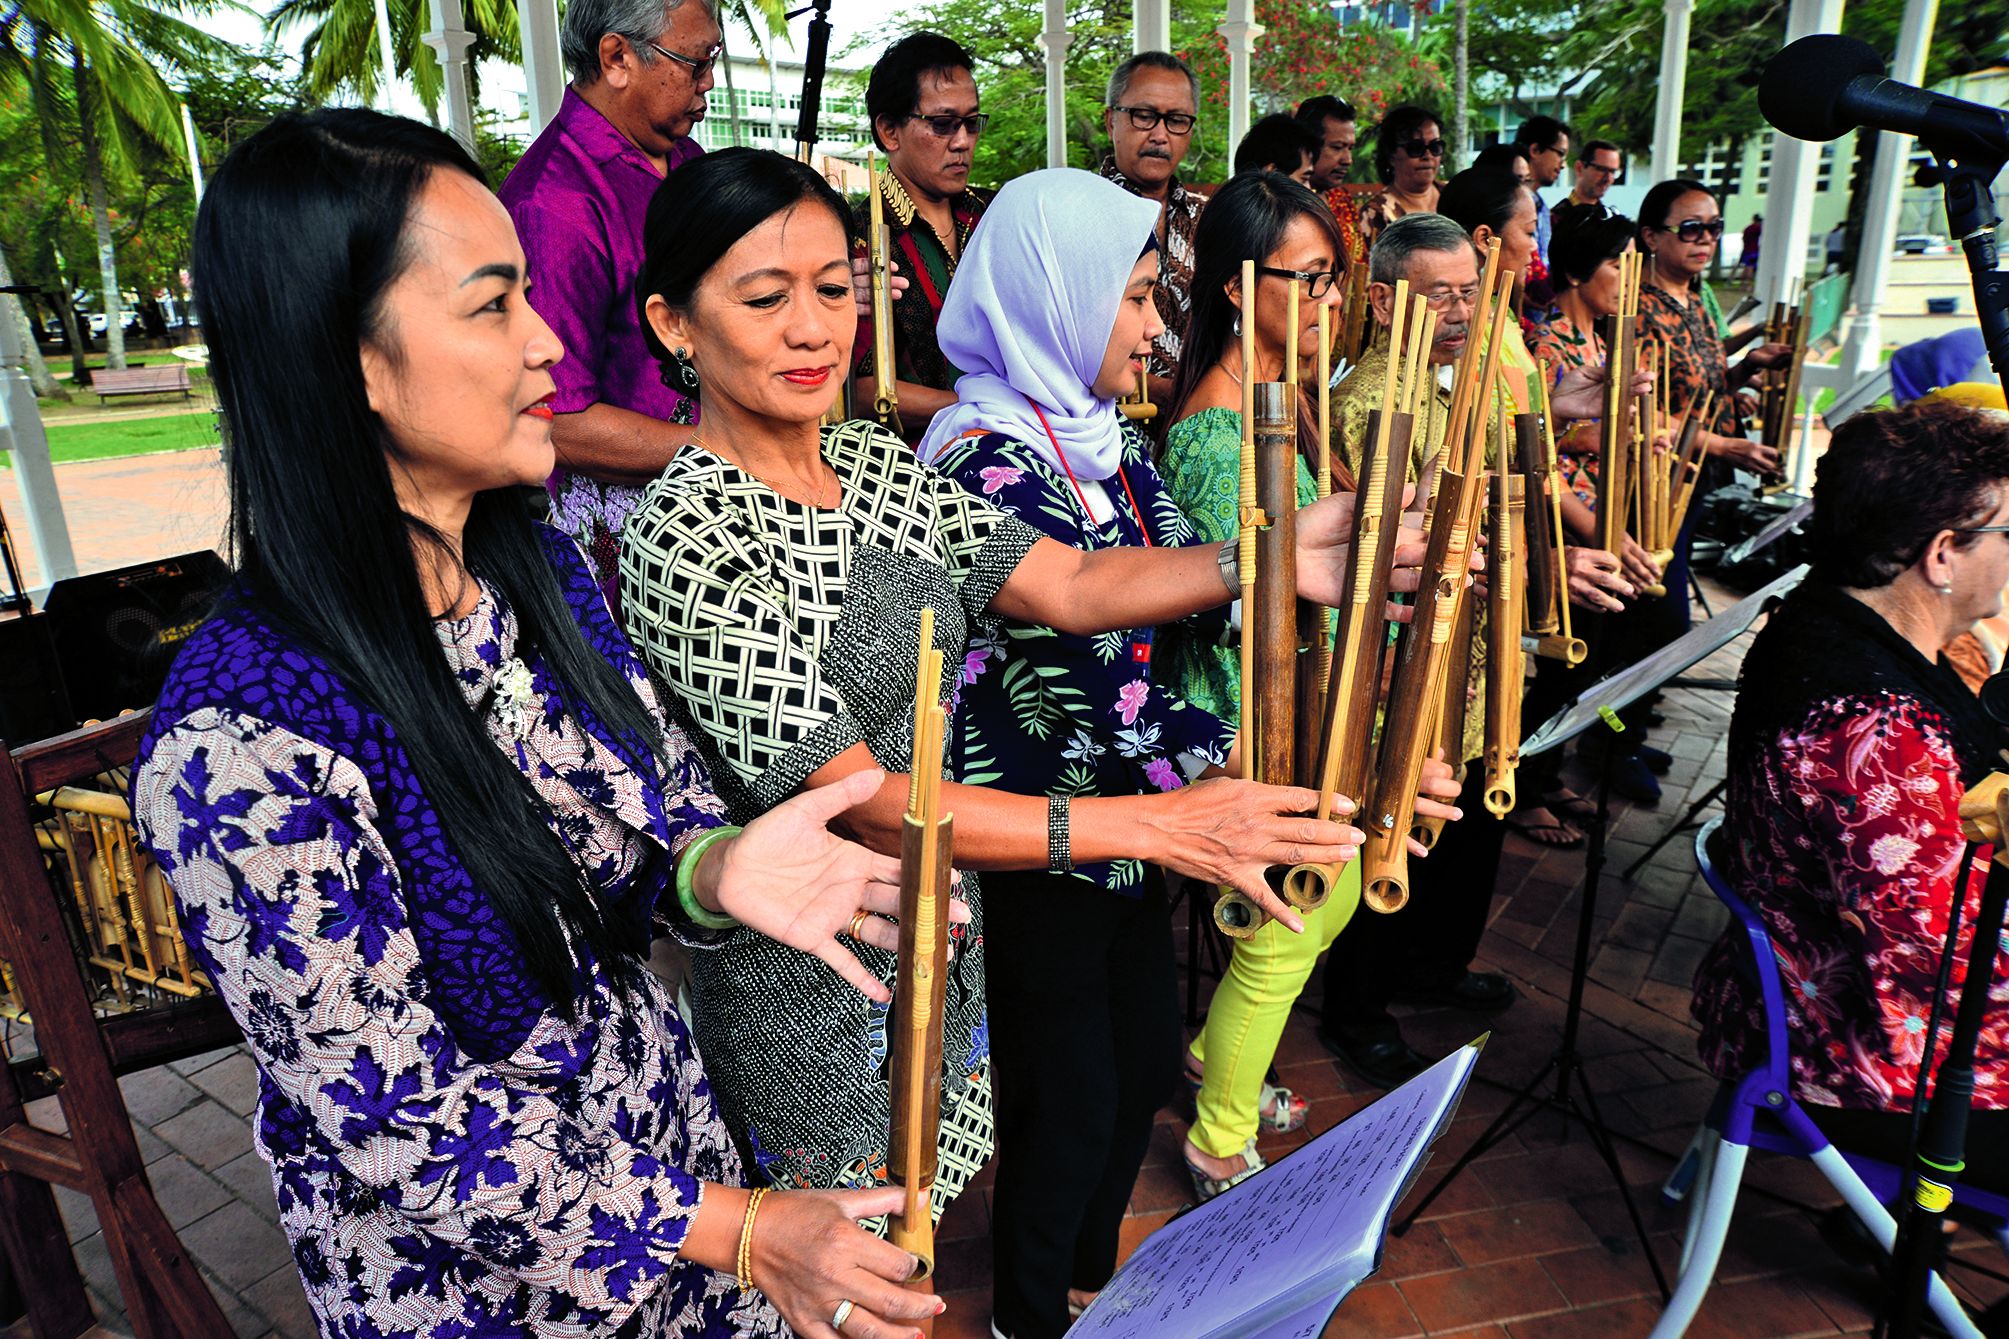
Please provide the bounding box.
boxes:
[614,150,1385,1253]
[1158,172,1461,1200]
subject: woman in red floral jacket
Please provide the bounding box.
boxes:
[1692,400,2009,1188]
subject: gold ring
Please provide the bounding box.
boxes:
[846,910,871,940]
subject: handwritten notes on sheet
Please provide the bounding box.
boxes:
[1067,1042,1481,1339]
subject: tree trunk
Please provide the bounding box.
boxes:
[1452,0,1470,168]
[72,52,127,371]
[0,244,67,400]
[717,24,740,148]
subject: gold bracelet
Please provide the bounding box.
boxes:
[736,1187,769,1288]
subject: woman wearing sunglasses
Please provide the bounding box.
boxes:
[1360,103,1445,248]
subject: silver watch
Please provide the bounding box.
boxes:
[1216,541,1241,596]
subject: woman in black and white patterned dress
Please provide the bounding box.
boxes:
[617,150,1392,1229]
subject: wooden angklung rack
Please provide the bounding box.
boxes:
[888,608,952,1284]
[865,152,905,438]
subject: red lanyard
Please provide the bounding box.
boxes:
[1024,396,1152,547]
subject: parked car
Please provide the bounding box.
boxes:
[1895,233,1954,254]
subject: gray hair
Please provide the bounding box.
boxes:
[1106,51,1198,110]
[1368,212,1479,285]
[561,0,712,84]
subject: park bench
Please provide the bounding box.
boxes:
[89,364,192,405]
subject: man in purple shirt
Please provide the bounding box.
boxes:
[500,0,720,603]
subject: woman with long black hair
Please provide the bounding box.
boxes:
[129,109,946,1339]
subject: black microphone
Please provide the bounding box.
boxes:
[1759,34,2009,165]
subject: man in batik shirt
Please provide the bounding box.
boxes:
[853,32,990,443]
[1296,94,1367,270]
[1100,50,1205,402]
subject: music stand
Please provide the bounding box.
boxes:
[1392,565,1811,1289]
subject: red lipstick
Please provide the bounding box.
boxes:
[781,367,833,387]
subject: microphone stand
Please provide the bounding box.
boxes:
[788,0,833,162]
[1918,138,2008,405]
[1881,759,2009,1337]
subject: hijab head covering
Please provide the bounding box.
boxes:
[916,168,1161,480]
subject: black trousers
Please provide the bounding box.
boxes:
[1320,767,1508,1038]
[983,868,1182,1339]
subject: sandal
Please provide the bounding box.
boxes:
[1506,807,1585,849]
[1542,787,1597,822]
[1184,1136,1266,1203]
[1182,1060,1308,1133]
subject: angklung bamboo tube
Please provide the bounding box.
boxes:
[1296,300,1336,793]
[1518,372,1587,665]
[1484,471,1527,818]
[866,152,904,437]
[1593,251,1641,558]
[1282,284,1417,911]
[889,607,953,1282]
[1214,260,1270,939]
[1668,390,1716,539]
[1357,280,1511,913]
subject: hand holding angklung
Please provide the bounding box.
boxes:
[1406,752,1466,856]
[1566,546,1634,613]
[753,1187,941,1339]
[1144,778,1368,933]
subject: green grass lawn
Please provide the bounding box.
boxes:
[1,410,218,467]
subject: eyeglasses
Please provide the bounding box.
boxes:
[647,40,720,82]
[905,112,989,139]
[1956,525,2009,535]
[1420,285,1481,311]
[1110,105,1198,136]
[1662,218,1726,242]
[1580,159,1620,177]
[1256,265,1340,299]
[1398,138,1448,159]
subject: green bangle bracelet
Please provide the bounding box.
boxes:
[675,826,743,930]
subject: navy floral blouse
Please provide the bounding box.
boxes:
[129,532,781,1338]
[931,425,1235,895]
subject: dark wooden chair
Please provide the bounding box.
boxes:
[0,713,239,1338]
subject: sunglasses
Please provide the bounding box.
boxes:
[1110,105,1198,135]
[1256,265,1340,299]
[1398,138,1448,159]
[1662,218,1726,242]
[906,113,989,139]
[647,40,720,82]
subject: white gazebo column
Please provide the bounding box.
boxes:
[518,0,564,132]
[1039,0,1071,169]
[1649,0,1694,184]
[1217,0,1264,165]
[1837,0,1938,382]
[1133,0,1170,53]
[1752,0,1846,312]
[424,0,478,151]
[0,285,76,593]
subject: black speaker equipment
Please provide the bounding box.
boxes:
[42,551,231,722]
[0,611,78,746]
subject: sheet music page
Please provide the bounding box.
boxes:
[1066,1042,1482,1339]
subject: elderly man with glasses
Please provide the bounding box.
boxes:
[496,0,723,607]
[1099,50,1205,400]
[852,31,990,440]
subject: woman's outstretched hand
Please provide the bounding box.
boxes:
[707,769,971,1002]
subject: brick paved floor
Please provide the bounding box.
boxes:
[8,472,2007,1336]
[0,446,228,592]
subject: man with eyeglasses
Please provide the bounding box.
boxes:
[1562,139,1624,215]
[853,31,990,440]
[1511,115,1571,264]
[1099,50,1205,401]
[499,0,720,608]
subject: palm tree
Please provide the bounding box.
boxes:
[269,0,791,131]
[1,0,236,371]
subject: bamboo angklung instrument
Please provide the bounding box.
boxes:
[1214,260,1273,939]
[1356,261,1513,913]
[1593,250,1642,559]
[1483,469,1527,818]
[1667,389,1717,541]
[866,152,904,437]
[1516,370,1585,664]
[888,606,953,1281]
[1336,258,1374,367]
[1118,382,1157,422]
[1282,284,1425,910]
[1635,342,1671,598]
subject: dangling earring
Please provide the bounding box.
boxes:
[1232,314,1242,338]
[664,346,700,397]
[1940,583,1954,595]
